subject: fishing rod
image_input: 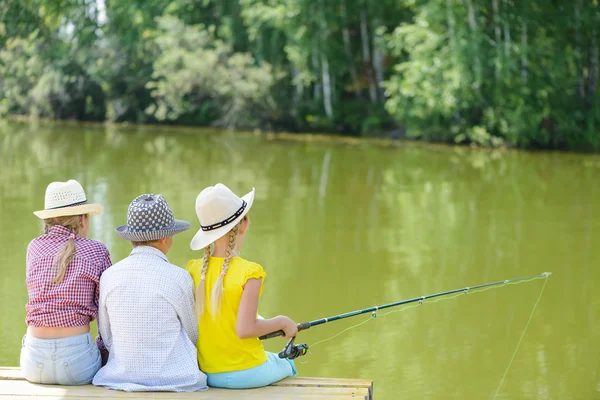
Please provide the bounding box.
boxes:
[261,272,551,359]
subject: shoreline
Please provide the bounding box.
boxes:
[5,115,595,156]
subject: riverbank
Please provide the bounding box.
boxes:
[13,114,600,156]
[6,115,513,153]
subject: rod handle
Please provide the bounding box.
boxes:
[259,322,310,340]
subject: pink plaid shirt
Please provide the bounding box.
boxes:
[25,225,112,349]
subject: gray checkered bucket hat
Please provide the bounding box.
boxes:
[116,194,190,241]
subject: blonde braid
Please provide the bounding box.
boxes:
[43,215,83,284]
[195,245,211,321]
[210,223,240,318]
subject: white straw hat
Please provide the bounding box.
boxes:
[190,183,255,250]
[33,179,102,219]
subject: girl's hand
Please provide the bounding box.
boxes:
[280,316,298,338]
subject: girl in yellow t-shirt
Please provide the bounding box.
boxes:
[186,183,298,389]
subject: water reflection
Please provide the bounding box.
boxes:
[0,120,598,399]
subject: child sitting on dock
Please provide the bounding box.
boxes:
[21,180,112,385]
[92,194,207,392]
[187,183,298,389]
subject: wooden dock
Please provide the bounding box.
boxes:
[0,367,373,399]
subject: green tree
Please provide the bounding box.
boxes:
[146,16,276,128]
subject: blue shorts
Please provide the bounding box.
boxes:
[206,352,297,389]
[20,332,101,385]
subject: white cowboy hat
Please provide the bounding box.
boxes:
[190,183,255,251]
[116,194,191,241]
[33,179,102,219]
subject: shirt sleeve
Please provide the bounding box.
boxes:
[243,263,267,296]
[95,249,113,351]
[95,249,113,309]
[96,277,111,352]
[185,259,201,284]
[185,259,197,273]
[176,273,198,345]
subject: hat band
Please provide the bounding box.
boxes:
[201,200,247,232]
[47,200,88,210]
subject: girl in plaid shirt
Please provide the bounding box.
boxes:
[21,180,112,385]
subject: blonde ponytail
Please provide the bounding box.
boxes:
[210,222,240,318]
[43,215,83,284]
[195,245,211,321]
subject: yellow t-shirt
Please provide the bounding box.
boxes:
[186,256,268,374]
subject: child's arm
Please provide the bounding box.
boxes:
[97,279,111,366]
[176,274,199,345]
[95,249,112,363]
[236,278,298,339]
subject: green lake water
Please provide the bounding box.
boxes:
[0,120,598,399]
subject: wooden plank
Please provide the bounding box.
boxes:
[0,380,370,399]
[0,369,21,381]
[0,394,366,400]
[0,367,372,399]
[273,376,373,399]
[0,396,364,400]
[273,376,373,388]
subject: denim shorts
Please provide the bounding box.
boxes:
[206,352,297,389]
[20,332,101,385]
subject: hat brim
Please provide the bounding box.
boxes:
[116,219,191,242]
[190,188,255,251]
[33,203,102,219]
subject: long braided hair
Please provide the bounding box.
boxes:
[195,221,241,321]
[195,244,212,319]
[43,215,84,284]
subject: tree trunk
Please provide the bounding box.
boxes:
[575,0,585,99]
[520,20,528,85]
[372,19,385,102]
[360,7,378,103]
[321,54,333,118]
[256,29,264,65]
[492,0,501,78]
[466,0,482,99]
[586,11,599,107]
[446,0,459,104]
[341,0,362,98]
[312,46,321,101]
[446,0,456,52]
[318,0,333,118]
[503,0,511,58]
[291,66,303,117]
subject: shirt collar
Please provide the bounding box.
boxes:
[48,225,74,237]
[130,245,169,263]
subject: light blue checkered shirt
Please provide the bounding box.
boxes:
[92,246,207,392]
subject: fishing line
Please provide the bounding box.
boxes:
[309,303,422,349]
[492,276,549,400]
[310,315,373,349]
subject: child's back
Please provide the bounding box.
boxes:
[26,228,110,327]
[22,179,110,386]
[188,183,298,389]
[187,256,266,373]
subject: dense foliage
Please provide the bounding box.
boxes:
[1,0,599,149]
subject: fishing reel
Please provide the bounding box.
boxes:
[278,336,309,360]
